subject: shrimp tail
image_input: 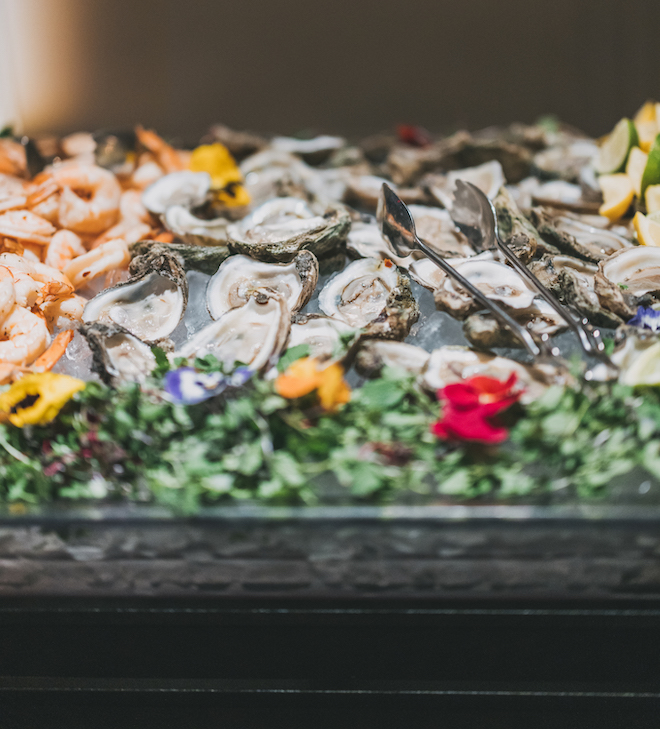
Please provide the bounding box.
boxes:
[31,330,74,372]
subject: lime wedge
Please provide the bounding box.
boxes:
[595,118,639,174]
[641,134,660,196]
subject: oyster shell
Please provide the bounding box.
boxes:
[533,139,598,182]
[227,197,350,263]
[343,175,430,211]
[408,205,475,258]
[206,251,319,320]
[164,204,229,246]
[288,313,357,362]
[141,171,211,216]
[81,322,156,387]
[346,220,413,266]
[425,160,506,209]
[462,299,567,349]
[492,187,541,261]
[408,251,496,291]
[175,289,289,371]
[421,345,569,404]
[355,340,430,377]
[318,257,419,340]
[82,252,188,343]
[240,150,312,206]
[433,257,537,319]
[595,247,660,319]
[611,325,660,386]
[130,240,231,275]
[530,208,630,262]
[270,135,346,165]
[528,254,621,328]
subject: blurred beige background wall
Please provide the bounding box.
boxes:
[2,0,659,139]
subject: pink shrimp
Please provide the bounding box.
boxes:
[45,230,86,271]
[0,210,56,245]
[52,164,121,234]
[136,126,188,173]
[62,238,130,289]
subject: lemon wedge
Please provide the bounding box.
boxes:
[634,211,660,246]
[635,100,657,126]
[598,174,635,221]
[646,185,660,214]
[595,118,639,174]
[620,341,660,386]
[626,146,648,196]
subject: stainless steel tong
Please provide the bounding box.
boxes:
[376,181,619,380]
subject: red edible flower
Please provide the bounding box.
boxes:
[396,124,433,148]
[432,374,522,444]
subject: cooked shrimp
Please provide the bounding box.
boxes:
[0,173,28,212]
[53,164,121,234]
[130,160,163,190]
[0,275,17,324]
[92,220,152,248]
[0,210,55,245]
[0,305,50,365]
[0,140,27,177]
[136,126,187,173]
[60,132,96,161]
[31,330,75,371]
[120,189,151,223]
[62,238,130,289]
[41,294,86,332]
[0,253,74,288]
[45,230,86,270]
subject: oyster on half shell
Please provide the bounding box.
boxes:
[206,251,319,320]
[421,345,570,404]
[82,252,188,343]
[175,289,289,371]
[318,257,419,340]
[142,171,211,216]
[227,196,350,263]
[81,322,156,387]
[595,247,660,319]
[433,256,537,319]
[355,340,430,377]
[164,204,229,246]
[424,160,505,209]
[288,313,357,363]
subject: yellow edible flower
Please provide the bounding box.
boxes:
[0,373,85,427]
[189,142,250,207]
[275,357,351,411]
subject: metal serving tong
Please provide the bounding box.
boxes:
[377,181,619,380]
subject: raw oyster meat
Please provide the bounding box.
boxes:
[318,257,419,340]
[408,251,497,291]
[206,251,319,320]
[82,252,188,343]
[227,197,350,263]
[433,257,537,319]
[421,345,569,404]
[425,160,505,209]
[408,205,475,258]
[595,247,660,319]
[462,299,567,350]
[530,209,630,262]
[528,254,621,328]
[142,171,211,216]
[164,204,229,246]
[81,322,156,387]
[176,289,289,371]
[270,135,346,165]
[355,340,430,377]
[288,313,357,362]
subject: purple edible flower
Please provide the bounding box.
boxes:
[164,368,227,405]
[229,367,253,388]
[627,306,660,332]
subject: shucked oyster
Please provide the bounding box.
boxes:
[355,340,430,377]
[528,254,621,328]
[81,322,156,387]
[288,313,357,362]
[421,345,570,404]
[227,197,350,263]
[424,160,506,209]
[270,135,346,165]
[206,251,319,320]
[142,171,211,216]
[318,257,419,340]
[595,247,660,319]
[130,240,230,276]
[346,220,415,267]
[82,252,188,343]
[164,204,229,247]
[408,205,475,258]
[175,289,289,371]
[433,257,537,319]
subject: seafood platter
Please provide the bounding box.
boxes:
[2,108,660,519]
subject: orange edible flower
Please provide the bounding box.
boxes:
[275,357,351,411]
